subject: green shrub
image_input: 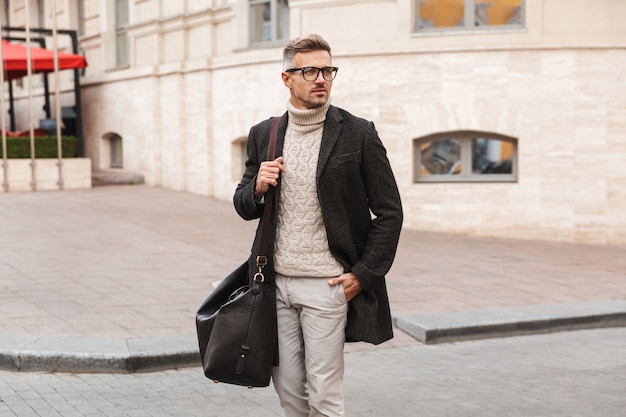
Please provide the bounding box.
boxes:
[0,136,77,158]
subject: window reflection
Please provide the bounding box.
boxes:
[421,139,462,175]
[475,0,522,26]
[418,0,465,29]
[250,2,271,42]
[250,0,289,44]
[417,0,523,30]
[472,138,513,174]
[277,0,289,40]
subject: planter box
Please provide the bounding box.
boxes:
[1,158,92,192]
[0,136,77,158]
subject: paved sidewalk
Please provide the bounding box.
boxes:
[1,185,625,372]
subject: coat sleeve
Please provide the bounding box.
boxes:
[350,121,403,293]
[233,125,265,220]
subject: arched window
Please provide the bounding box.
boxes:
[414,130,517,182]
[231,137,248,180]
[102,132,123,169]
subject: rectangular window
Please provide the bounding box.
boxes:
[2,1,9,26]
[115,0,129,67]
[116,31,128,66]
[415,0,523,32]
[250,1,271,43]
[37,0,45,27]
[249,0,289,45]
[78,0,85,36]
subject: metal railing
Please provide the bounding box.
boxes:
[1,0,83,192]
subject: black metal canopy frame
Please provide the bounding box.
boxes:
[1,26,85,157]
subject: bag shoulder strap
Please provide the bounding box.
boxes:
[255,117,280,272]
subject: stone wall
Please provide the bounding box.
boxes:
[4,0,625,244]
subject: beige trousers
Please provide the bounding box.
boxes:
[272,274,348,417]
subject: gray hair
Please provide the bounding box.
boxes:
[282,34,332,70]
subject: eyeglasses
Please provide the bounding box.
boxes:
[285,66,339,81]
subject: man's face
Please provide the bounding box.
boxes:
[282,50,333,110]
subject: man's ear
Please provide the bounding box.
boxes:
[282,72,292,88]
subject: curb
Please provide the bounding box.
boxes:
[393,300,626,344]
[2,300,626,373]
[0,334,200,373]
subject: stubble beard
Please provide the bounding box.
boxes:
[303,91,329,109]
[292,82,330,109]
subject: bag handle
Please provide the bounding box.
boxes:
[254,116,280,280]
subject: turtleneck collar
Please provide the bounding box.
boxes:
[286,99,331,127]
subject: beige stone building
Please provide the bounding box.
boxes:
[2,0,625,244]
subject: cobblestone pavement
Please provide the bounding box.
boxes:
[1,185,625,415]
[1,328,625,417]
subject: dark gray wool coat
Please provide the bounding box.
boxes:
[233,105,403,345]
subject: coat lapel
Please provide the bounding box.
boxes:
[317,106,343,179]
[275,113,288,158]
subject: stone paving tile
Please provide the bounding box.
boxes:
[0,185,625,341]
[0,328,624,416]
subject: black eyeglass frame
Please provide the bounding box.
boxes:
[285,66,339,81]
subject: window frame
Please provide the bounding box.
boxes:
[413,0,525,33]
[414,130,518,183]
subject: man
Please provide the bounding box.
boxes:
[233,34,403,417]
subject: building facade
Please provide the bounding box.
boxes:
[2,0,626,244]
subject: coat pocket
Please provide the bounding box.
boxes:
[329,151,360,168]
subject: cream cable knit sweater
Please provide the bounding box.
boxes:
[273,100,344,278]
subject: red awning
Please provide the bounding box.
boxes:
[1,40,87,81]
